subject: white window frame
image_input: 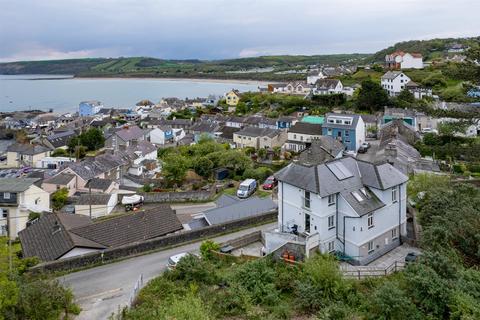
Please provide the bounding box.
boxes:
[328,215,335,230]
[3,192,10,199]
[367,213,374,229]
[392,228,398,240]
[304,191,311,209]
[392,186,398,203]
[368,241,374,254]
[328,194,335,206]
[328,240,335,253]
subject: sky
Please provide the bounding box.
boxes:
[0,0,479,62]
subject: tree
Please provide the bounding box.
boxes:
[162,155,188,187]
[356,79,390,112]
[51,148,68,157]
[68,128,105,152]
[257,148,267,160]
[193,157,214,178]
[397,89,415,103]
[200,240,220,260]
[51,188,68,211]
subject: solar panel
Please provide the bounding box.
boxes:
[326,161,353,180]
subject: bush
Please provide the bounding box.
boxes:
[200,240,220,260]
[167,254,217,285]
[242,167,273,181]
[51,188,68,211]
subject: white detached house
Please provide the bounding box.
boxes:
[381,71,412,96]
[264,157,408,265]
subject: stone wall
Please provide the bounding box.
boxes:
[30,210,277,273]
[139,189,214,203]
[223,231,262,249]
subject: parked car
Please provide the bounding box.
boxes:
[421,128,438,134]
[357,146,368,154]
[361,142,370,149]
[167,252,199,270]
[237,179,257,198]
[262,176,277,190]
[405,252,421,264]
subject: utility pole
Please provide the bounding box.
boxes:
[89,181,92,219]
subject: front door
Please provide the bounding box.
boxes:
[305,213,311,233]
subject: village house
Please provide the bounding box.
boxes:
[233,126,287,150]
[312,79,343,95]
[42,130,76,150]
[381,71,413,96]
[105,125,147,151]
[74,193,118,218]
[35,156,75,169]
[264,156,408,265]
[0,178,51,239]
[307,70,326,85]
[42,173,77,196]
[6,143,51,167]
[225,89,241,106]
[385,51,424,69]
[79,100,103,117]
[284,122,324,152]
[283,81,313,95]
[322,113,365,151]
[19,206,183,261]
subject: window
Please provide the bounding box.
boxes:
[328,240,335,253]
[344,120,351,125]
[328,194,335,206]
[337,131,342,137]
[328,215,335,229]
[304,191,311,209]
[392,228,398,240]
[1,209,7,218]
[367,213,374,229]
[368,241,374,254]
[345,131,350,137]
[335,119,342,124]
[3,192,10,199]
[305,213,311,233]
[293,134,297,139]
[328,119,334,124]
[392,186,398,203]
[327,128,332,135]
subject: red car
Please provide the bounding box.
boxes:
[262,176,277,190]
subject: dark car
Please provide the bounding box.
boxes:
[357,146,368,154]
[405,252,420,264]
[262,176,277,190]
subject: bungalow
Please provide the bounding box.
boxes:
[75,193,118,218]
[264,157,408,265]
[322,113,365,151]
[0,178,51,239]
[312,79,343,95]
[6,143,51,167]
[19,205,182,261]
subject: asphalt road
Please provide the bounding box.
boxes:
[60,222,276,320]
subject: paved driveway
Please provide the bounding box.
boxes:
[60,222,275,320]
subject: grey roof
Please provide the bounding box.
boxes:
[187,217,209,230]
[322,113,360,130]
[85,178,115,191]
[80,100,102,106]
[76,193,113,205]
[70,205,182,247]
[63,152,130,180]
[276,156,407,203]
[19,213,105,261]
[315,79,341,90]
[297,137,345,166]
[289,122,322,135]
[203,196,277,225]
[114,126,145,142]
[381,71,405,80]
[0,178,41,192]
[189,121,220,133]
[7,143,51,155]
[219,126,240,140]
[215,194,240,208]
[46,130,76,148]
[235,126,281,138]
[360,114,378,124]
[43,173,75,186]
[384,107,417,118]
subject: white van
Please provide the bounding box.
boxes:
[237,179,257,198]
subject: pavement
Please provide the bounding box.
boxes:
[60,222,276,320]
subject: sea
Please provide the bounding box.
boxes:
[0,74,262,113]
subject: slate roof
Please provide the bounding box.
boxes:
[43,173,75,185]
[215,194,240,208]
[315,79,341,90]
[19,213,105,261]
[235,126,281,138]
[289,122,322,135]
[322,113,360,130]
[7,143,51,155]
[114,126,145,142]
[297,137,345,166]
[381,71,405,80]
[203,197,277,225]
[189,121,220,133]
[85,178,115,191]
[46,130,76,148]
[76,193,112,205]
[276,157,408,215]
[360,114,378,124]
[70,205,182,247]
[219,126,240,140]
[0,178,41,193]
[63,152,130,181]
[187,217,209,230]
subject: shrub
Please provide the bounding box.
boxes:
[51,188,68,211]
[200,240,220,260]
[168,254,217,285]
[242,167,273,181]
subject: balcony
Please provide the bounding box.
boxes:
[263,226,320,259]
